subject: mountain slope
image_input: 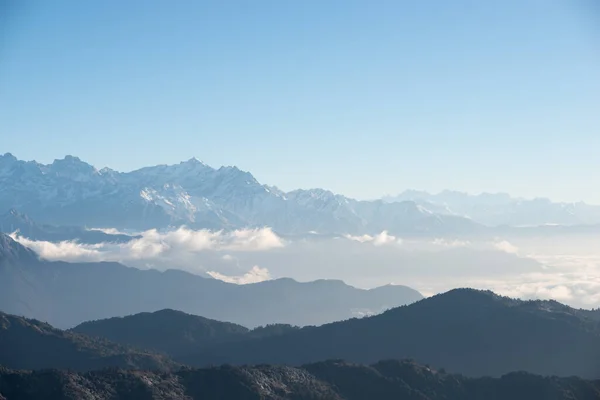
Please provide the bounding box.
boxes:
[0,311,175,372]
[72,309,251,356]
[191,289,600,378]
[0,153,480,234]
[0,233,423,329]
[0,209,135,244]
[1,360,599,400]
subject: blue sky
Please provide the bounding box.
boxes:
[1,0,599,202]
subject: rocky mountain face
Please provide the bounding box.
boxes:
[0,209,135,244]
[0,153,480,235]
[0,360,599,400]
[0,233,423,329]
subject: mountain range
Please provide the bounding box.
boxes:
[0,232,422,328]
[384,190,600,227]
[0,311,175,372]
[0,208,135,244]
[0,153,485,235]
[61,290,600,379]
[182,289,600,378]
[2,288,600,398]
[2,360,599,400]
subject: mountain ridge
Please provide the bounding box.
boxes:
[186,288,600,378]
[0,153,480,234]
[1,359,599,399]
[384,189,600,226]
[0,232,423,329]
[0,310,176,372]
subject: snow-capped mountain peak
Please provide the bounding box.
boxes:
[48,155,99,182]
[0,154,485,234]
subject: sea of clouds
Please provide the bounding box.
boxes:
[11,227,600,309]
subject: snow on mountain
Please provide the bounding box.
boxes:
[0,154,479,234]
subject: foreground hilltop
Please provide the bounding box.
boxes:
[72,309,299,357]
[65,290,600,379]
[0,311,175,372]
[1,360,599,400]
[183,288,600,378]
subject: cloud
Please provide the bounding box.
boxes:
[11,226,285,264]
[12,226,600,309]
[12,236,104,262]
[493,240,519,254]
[431,238,470,248]
[344,231,401,246]
[373,231,400,246]
[344,233,374,243]
[87,227,130,235]
[207,266,271,285]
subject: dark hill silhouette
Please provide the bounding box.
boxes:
[189,289,600,378]
[0,360,599,400]
[72,309,297,358]
[0,233,423,328]
[0,209,135,244]
[0,311,176,372]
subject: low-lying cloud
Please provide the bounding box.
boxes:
[11,227,600,309]
[12,226,284,264]
[494,240,519,254]
[344,231,401,246]
[207,266,271,284]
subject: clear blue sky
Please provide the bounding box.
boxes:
[1,0,599,202]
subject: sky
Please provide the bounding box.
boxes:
[1,0,599,202]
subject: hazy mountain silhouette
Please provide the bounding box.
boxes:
[0,209,136,244]
[0,311,175,372]
[384,190,600,227]
[72,309,299,358]
[1,360,599,400]
[0,233,422,328]
[189,289,600,378]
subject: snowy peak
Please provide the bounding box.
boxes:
[0,153,483,234]
[0,153,17,163]
[48,155,99,182]
[184,157,207,166]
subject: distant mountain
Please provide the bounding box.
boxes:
[384,190,600,227]
[0,209,135,244]
[72,309,298,358]
[1,360,599,400]
[0,153,480,235]
[0,233,423,328]
[191,289,600,378]
[0,311,175,372]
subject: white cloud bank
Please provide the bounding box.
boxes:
[11,226,600,309]
[493,240,519,254]
[11,226,284,264]
[207,266,271,284]
[344,231,402,246]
